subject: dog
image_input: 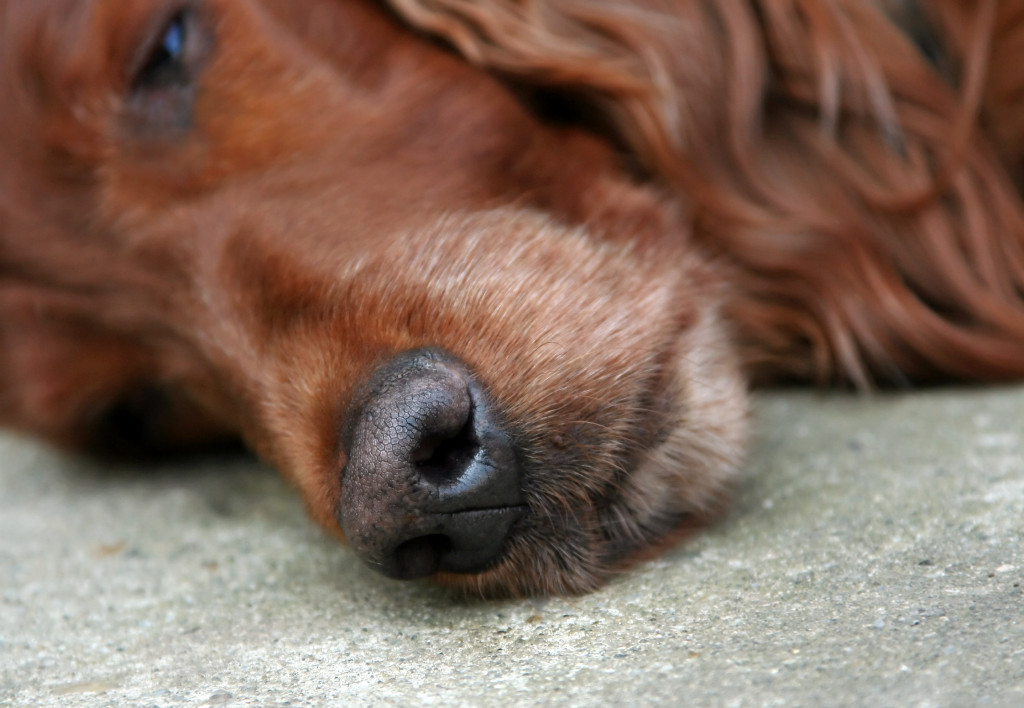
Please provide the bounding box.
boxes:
[1,0,1023,597]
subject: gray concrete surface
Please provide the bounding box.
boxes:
[1,388,1022,707]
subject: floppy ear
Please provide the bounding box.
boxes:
[931,0,1024,176]
[388,0,1024,386]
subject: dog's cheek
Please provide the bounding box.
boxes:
[601,307,750,567]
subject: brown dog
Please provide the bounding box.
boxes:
[1,0,1023,596]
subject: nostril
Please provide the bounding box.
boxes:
[410,413,480,485]
[387,507,524,579]
[392,534,452,579]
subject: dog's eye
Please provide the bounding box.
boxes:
[134,12,190,92]
[124,8,203,137]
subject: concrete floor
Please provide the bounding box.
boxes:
[1,388,1022,707]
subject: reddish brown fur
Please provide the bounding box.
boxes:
[1,0,1023,596]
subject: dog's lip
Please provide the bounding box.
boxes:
[622,336,688,465]
[420,504,528,518]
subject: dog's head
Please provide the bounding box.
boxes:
[0,0,747,595]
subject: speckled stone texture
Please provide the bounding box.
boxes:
[1,388,1022,707]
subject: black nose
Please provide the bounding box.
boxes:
[338,348,525,580]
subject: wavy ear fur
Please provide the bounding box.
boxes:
[385,0,1024,386]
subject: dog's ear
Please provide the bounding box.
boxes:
[930,0,1024,176]
[383,1,908,186]
[385,0,689,176]
[389,0,1024,386]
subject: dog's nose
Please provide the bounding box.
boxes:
[338,348,525,580]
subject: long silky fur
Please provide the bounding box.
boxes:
[386,0,1024,386]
